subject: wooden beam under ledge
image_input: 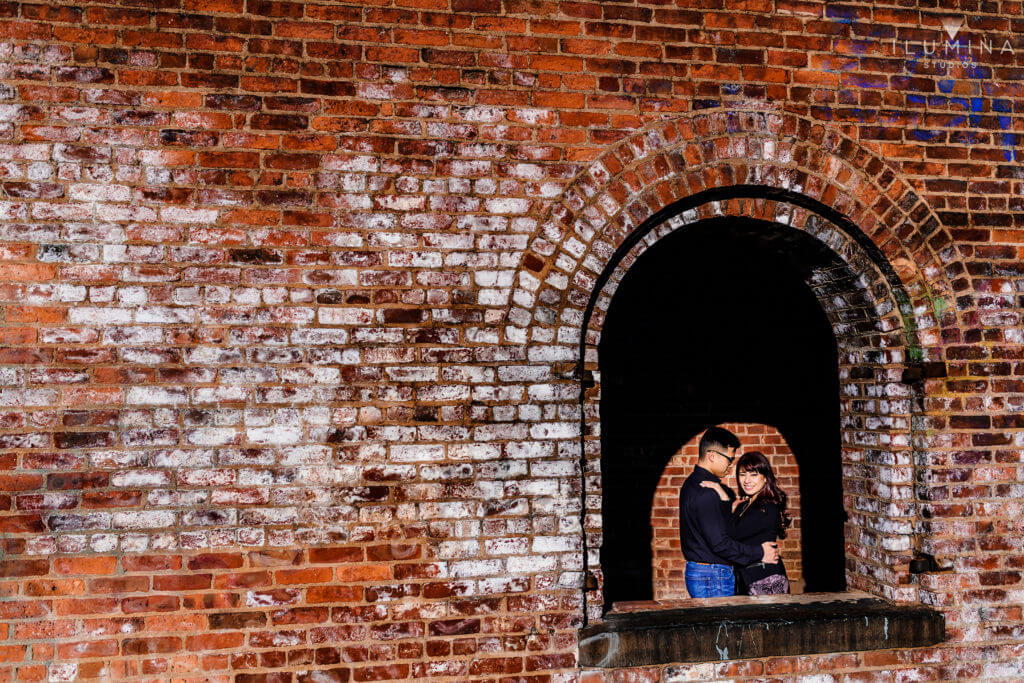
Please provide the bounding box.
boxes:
[578,591,945,668]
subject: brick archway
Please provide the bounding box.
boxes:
[588,203,919,613]
[492,109,964,619]
[500,107,964,346]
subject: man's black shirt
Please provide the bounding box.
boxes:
[679,465,763,567]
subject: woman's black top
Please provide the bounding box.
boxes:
[727,497,787,591]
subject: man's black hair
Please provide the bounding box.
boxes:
[698,426,740,459]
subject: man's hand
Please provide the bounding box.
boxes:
[761,541,779,564]
[699,480,729,502]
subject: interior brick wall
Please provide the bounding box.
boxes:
[0,1,1022,682]
[650,423,802,603]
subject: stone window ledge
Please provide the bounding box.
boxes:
[579,591,945,668]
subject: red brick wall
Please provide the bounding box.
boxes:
[650,424,802,602]
[0,1,1022,681]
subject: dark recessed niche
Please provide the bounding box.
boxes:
[599,217,847,607]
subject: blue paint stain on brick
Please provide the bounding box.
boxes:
[848,108,876,123]
[878,110,908,125]
[965,65,991,80]
[909,129,943,142]
[859,26,894,40]
[997,115,1017,161]
[722,83,742,95]
[846,39,873,54]
[845,74,886,89]
[810,106,835,121]
[950,130,988,145]
[819,8,1018,161]
[944,97,970,111]
[825,5,858,23]
[1001,139,1017,162]
[969,97,984,127]
[981,81,1013,97]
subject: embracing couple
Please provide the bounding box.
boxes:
[679,426,792,598]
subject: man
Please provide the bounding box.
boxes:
[679,426,779,598]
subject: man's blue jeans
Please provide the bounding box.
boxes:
[685,561,735,598]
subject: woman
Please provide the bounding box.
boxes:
[701,450,791,595]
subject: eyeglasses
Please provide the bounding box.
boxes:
[706,449,736,466]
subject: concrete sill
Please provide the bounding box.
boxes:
[579,591,945,668]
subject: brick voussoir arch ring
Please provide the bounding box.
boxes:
[589,194,907,350]
[500,107,963,350]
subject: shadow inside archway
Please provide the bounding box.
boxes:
[599,216,848,608]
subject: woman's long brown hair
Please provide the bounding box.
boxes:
[735,450,792,539]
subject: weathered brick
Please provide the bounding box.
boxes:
[0,4,1016,682]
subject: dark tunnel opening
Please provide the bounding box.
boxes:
[599,216,848,608]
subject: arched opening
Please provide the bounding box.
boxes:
[499,113,956,653]
[650,423,804,601]
[598,216,858,608]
